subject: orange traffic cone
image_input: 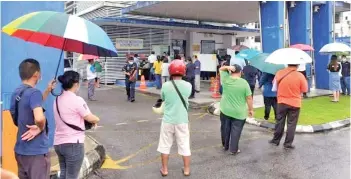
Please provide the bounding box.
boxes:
[209,77,215,92]
[139,75,147,90]
[211,76,221,98]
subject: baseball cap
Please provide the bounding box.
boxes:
[231,64,242,73]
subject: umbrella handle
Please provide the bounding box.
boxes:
[51,39,66,96]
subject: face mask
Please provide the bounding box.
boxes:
[128,61,133,64]
[342,58,346,62]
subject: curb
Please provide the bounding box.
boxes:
[50,136,106,179]
[207,102,351,133]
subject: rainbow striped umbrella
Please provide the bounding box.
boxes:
[78,54,99,61]
[2,11,117,95]
[2,11,117,57]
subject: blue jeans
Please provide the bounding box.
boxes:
[54,143,84,179]
[125,79,136,100]
[341,76,350,95]
[155,74,162,89]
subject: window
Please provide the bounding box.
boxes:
[201,40,215,54]
[255,37,260,43]
[335,13,340,23]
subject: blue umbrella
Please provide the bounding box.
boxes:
[237,49,261,60]
[247,53,285,75]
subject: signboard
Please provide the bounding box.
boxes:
[201,40,215,54]
[115,38,143,49]
[197,54,218,72]
[192,44,200,52]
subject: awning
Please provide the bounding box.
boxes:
[121,1,260,24]
[92,17,260,37]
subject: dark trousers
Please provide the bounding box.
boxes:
[271,103,300,146]
[125,79,136,100]
[186,76,195,97]
[220,112,246,153]
[250,85,255,96]
[201,71,210,80]
[15,153,50,179]
[264,97,277,120]
[54,143,84,179]
[142,69,150,81]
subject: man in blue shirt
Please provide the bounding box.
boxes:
[193,55,201,93]
[185,57,196,99]
[259,72,277,120]
[10,58,55,179]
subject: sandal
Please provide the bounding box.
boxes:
[160,169,168,177]
[181,168,191,176]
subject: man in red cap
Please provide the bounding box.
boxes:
[157,59,192,176]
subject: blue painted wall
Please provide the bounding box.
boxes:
[260,1,285,53]
[1,1,64,150]
[313,2,334,89]
[288,1,312,90]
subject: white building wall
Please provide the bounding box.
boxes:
[335,11,351,38]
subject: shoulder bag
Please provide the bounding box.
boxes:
[171,80,188,111]
[55,96,93,131]
[14,86,48,134]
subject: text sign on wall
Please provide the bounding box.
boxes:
[115,38,143,49]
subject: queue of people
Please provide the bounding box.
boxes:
[10,58,100,179]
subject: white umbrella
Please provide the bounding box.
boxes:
[265,48,312,65]
[319,42,351,53]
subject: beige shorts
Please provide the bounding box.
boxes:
[157,122,191,156]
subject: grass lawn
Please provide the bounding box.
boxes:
[254,96,350,125]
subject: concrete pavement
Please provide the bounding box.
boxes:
[79,85,350,179]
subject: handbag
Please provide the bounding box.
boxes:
[55,96,93,131]
[129,69,137,82]
[152,99,164,115]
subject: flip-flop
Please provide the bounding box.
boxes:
[160,169,168,177]
[181,168,191,176]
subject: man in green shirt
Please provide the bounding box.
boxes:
[94,60,103,88]
[157,60,192,176]
[219,64,254,155]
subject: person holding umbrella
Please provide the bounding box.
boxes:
[327,55,342,102]
[259,72,277,120]
[266,48,309,149]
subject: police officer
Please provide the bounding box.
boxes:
[122,57,138,102]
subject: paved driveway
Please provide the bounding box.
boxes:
[80,86,350,179]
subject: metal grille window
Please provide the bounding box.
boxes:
[73,25,170,84]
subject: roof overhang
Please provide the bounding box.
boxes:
[121,1,259,24]
[313,1,350,13]
[92,17,259,37]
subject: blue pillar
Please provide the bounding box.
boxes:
[288,1,312,90]
[313,2,334,89]
[260,1,285,53]
[1,1,65,148]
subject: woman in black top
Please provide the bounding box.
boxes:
[327,55,342,102]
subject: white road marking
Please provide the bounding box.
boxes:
[116,123,128,126]
[137,120,149,123]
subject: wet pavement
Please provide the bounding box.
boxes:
[81,86,350,179]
